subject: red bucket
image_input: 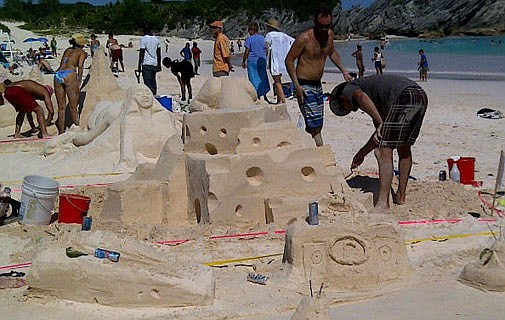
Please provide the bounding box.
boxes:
[58,193,91,224]
[447,157,475,185]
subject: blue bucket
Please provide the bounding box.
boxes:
[156,95,173,111]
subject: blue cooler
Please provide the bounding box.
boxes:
[156,95,173,111]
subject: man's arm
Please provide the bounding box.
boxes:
[285,36,304,101]
[138,48,145,71]
[329,41,352,81]
[43,92,54,123]
[156,47,162,72]
[354,89,383,143]
[242,48,249,69]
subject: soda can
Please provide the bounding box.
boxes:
[439,170,447,181]
[309,202,319,226]
[81,216,92,231]
[94,248,120,262]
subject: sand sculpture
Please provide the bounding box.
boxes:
[460,239,505,291]
[27,230,215,307]
[189,77,259,112]
[282,218,410,291]
[44,84,177,170]
[79,47,124,127]
[71,77,409,307]
[290,297,331,320]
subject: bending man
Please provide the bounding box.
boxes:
[330,74,428,213]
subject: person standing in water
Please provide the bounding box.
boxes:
[352,44,365,78]
[417,49,429,82]
[53,33,88,133]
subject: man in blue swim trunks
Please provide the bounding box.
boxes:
[285,7,352,146]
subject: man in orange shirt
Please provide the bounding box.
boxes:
[209,21,233,77]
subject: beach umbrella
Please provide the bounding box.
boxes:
[23,37,48,43]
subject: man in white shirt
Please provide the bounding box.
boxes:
[264,19,294,104]
[137,25,161,95]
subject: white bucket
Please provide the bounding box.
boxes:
[20,175,59,225]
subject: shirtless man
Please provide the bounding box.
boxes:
[90,34,100,58]
[0,79,54,138]
[285,7,352,147]
[54,33,88,133]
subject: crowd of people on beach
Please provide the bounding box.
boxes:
[0,7,433,214]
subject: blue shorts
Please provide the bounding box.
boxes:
[299,79,324,129]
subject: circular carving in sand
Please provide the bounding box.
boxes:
[219,128,227,137]
[252,137,261,146]
[378,245,392,262]
[276,141,292,147]
[208,192,218,212]
[235,204,243,217]
[311,250,323,265]
[301,167,316,182]
[194,198,202,223]
[246,167,264,186]
[206,143,218,155]
[329,236,369,265]
[200,126,207,135]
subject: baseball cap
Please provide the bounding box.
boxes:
[329,82,351,117]
[209,21,223,29]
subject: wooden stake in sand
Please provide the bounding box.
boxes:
[491,150,504,238]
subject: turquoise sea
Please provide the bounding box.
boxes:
[330,35,505,81]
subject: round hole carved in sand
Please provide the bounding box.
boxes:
[246,167,264,186]
[200,126,207,135]
[301,166,316,182]
[206,143,218,155]
[252,137,261,147]
[276,141,292,148]
[235,204,243,217]
[208,192,218,212]
[219,128,227,137]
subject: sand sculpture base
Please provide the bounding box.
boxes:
[27,231,215,307]
[282,219,410,291]
[460,240,505,291]
[290,296,330,320]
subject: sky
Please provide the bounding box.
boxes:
[1,0,375,8]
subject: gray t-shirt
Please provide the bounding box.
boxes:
[343,75,419,117]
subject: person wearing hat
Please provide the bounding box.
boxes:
[53,33,88,134]
[285,7,352,147]
[137,24,162,95]
[0,79,55,138]
[265,18,295,104]
[209,20,233,77]
[330,74,428,213]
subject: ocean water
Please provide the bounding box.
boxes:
[329,35,505,81]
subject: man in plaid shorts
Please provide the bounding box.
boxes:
[330,74,428,213]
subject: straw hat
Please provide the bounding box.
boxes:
[72,33,88,46]
[265,18,280,31]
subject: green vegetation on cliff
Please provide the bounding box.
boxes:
[0,0,340,34]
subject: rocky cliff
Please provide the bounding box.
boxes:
[163,0,505,39]
[335,0,505,38]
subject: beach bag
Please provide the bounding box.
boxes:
[381,55,386,69]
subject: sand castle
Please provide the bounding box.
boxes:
[26,77,411,306]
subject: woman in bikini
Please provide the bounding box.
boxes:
[54,33,88,134]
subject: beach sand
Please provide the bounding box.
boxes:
[1,21,505,319]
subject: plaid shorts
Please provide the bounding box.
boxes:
[379,86,427,148]
[298,80,324,129]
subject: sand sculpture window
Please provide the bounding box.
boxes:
[246,167,264,186]
[301,166,316,182]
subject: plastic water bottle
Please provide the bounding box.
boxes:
[450,158,461,183]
